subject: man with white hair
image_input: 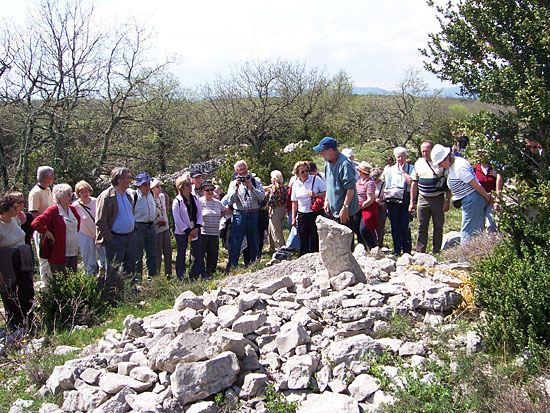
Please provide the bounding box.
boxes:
[226,160,265,271]
[28,166,54,283]
[384,147,414,255]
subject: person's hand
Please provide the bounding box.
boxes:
[307,190,315,198]
[45,230,55,243]
[157,220,167,227]
[291,217,297,227]
[190,228,199,237]
[486,194,494,205]
[245,178,254,189]
[339,205,350,224]
[324,202,331,214]
[408,202,415,213]
[443,200,450,212]
[494,202,500,212]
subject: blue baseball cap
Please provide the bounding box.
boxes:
[135,172,152,187]
[313,136,338,152]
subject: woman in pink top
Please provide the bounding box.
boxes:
[72,181,106,276]
[354,162,378,249]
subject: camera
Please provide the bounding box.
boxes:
[237,175,250,182]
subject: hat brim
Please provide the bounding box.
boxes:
[357,167,371,174]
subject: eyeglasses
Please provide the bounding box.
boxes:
[299,170,309,174]
[203,188,214,192]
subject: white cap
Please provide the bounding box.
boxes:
[342,148,354,158]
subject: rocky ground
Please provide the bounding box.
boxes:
[12,217,479,413]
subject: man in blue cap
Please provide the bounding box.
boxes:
[313,137,359,238]
[130,172,157,280]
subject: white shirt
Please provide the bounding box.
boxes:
[132,188,156,223]
[291,175,326,213]
[58,205,79,256]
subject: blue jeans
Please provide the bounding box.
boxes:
[135,222,157,277]
[285,213,300,249]
[105,231,137,281]
[175,233,206,279]
[386,192,412,255]
[461,191,486,244]
[484,204,497,233]
[78,232,106,276]
[228,211,260,268]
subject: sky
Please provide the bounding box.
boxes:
[2,0,453,91]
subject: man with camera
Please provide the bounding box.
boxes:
[226,160,265,272]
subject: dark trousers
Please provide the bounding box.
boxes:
[386,192,412,255]
[358,214,378,249]
[202,234,220,275]
[297,212,319,255]
[50,255,78,275]
[135,222,157,277]
[104,231,137,284]
[0,251,34,330]
[416,193,445,253]
[175,233,206,279]
[375,203,387,247]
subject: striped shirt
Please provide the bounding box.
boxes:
[199,197,226,236]
[411,158,448,197]
[448,157,477,200]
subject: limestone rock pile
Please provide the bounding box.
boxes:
[35,219,470,413]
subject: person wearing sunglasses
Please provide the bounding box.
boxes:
[173,174,205,280]
[291,161,326,255]
[199,181,231,275]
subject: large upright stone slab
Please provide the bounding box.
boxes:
[171,351,240,405]
[316,216,365,282]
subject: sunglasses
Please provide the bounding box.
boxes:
[299,169,309,174]
[203,188,214,192]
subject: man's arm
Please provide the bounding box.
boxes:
[95,193,112,245]
[408,181,418,212]
[338,188,355,224]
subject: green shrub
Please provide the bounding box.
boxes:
[37,269,108,331]
[472,242,550,357]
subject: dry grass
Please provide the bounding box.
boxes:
[442,231,503,263]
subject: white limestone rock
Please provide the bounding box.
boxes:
[171,351,240,406]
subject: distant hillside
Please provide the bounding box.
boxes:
[353,86,465,98]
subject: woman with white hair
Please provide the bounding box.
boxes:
[384,147,414,255]
[32,183,81,275]
[264,170,287,250]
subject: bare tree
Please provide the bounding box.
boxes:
[367,68,442,152]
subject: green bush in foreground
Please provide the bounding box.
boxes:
[472,242,550,360]
[37,270,108,332]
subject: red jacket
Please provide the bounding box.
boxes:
[31,205,81,266]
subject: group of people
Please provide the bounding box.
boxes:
[0,135,509,331]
